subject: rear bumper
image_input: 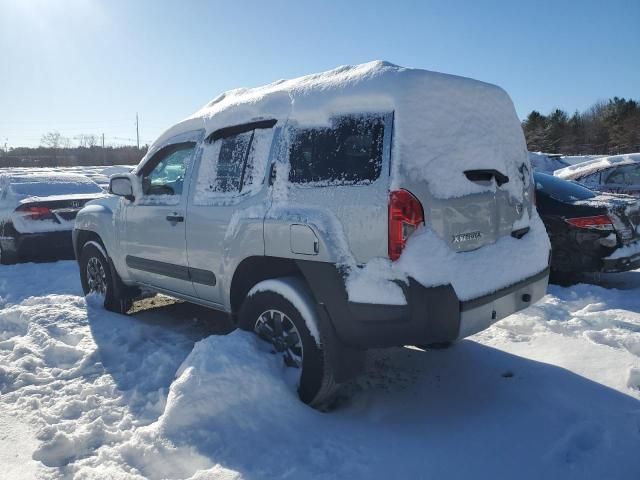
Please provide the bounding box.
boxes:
[0,229,74,260]
[296,260,550,349]
[457,268,548,338]
[601,251,640,273]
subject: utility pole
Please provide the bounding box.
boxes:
[136,112,140,149]
[102,133,105,164]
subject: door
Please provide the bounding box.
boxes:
[186,121,277,305]
[122,140,198,296]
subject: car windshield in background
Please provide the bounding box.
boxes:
[11,177,103,196]
[535,172,595,202]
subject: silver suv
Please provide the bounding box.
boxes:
[73,61,550,407]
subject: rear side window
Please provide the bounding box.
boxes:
[288,114,385,186]
[535,173,595,202]
[194,126,274,204]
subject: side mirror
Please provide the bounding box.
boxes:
[109,175,135,202]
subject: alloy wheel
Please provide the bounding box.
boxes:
[86,256,107,294]
[254,309,304,368]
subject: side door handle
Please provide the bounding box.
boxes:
[166,214,184,224]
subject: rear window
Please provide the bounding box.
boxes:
[288,114,385,185]
[11,178,103,196]
[535,173,595,202]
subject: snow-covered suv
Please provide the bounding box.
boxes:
[73,61,551,407]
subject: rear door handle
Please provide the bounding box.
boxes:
[166,214,184,224]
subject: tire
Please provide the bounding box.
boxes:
[549,268,578,286]
[79,242,132,314]
[238,277,337,409]
[0,245,18,265]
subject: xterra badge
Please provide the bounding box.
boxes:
[452,231,482,243]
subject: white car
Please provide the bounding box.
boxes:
[555,153,640,196]
[0,172,104,264]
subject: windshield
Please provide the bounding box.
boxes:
[534,172,595,202]
[10,177,103,196]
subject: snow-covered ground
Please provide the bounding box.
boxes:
[1,261,639,479]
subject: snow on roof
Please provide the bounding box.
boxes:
[554,153,640,180]
[149,60,528,199]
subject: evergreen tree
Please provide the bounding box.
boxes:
[522,97,639,155]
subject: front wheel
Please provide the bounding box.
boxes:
[0,244,18,265]
[79,242,132,314]
[238,277,337,409]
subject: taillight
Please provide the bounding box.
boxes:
[388,189,424,261]
[565,215,614,231]
[16,205,56,221]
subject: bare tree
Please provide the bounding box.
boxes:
[75,133,99,148]
[40,131,62,149]
[86,134,98,148]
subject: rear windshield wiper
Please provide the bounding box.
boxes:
[464,169,510,187]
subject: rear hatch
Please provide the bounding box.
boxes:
[391,71,536,254]
[409,168,534,253]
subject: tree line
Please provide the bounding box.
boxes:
[1,145,146,168]
[522,97,640,155]
[0,130,147,167]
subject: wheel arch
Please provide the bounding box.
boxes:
[229,256,365,383]
[229,256,304,318]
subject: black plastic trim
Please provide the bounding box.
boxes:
[125,255,216,286]
[189,267,217,286]
[464,169,510,186]
[295,260,461,348]
[207,119,277,143]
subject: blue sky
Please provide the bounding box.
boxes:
[0,0,638,148]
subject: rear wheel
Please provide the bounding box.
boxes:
[238,277,337,408]
[79,242,132,314]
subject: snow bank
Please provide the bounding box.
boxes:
[1,261,640,479]
[554,153,640,180]
[150,60,528,201]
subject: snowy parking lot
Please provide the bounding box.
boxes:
[1,260,639,479]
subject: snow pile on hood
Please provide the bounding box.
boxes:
[554,153,640,180]
[150,60,528,200]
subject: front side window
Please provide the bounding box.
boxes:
[288,114,385,186]
[140,142,195,197]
